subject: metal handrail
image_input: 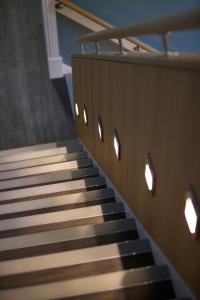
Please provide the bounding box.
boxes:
[76,8,200,55]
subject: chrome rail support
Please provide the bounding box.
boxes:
[118,39,124,54]
[80,43,85,54]
[162,33,171,55]
[95,41,101,54]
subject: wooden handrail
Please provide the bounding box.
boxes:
[58,0,156,52]
[76,8,200,43]
[59,0,112,29]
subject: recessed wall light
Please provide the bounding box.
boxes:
[83,105,88,126]
[144,153,156,194]
[75,102,79,117]
[184,188,199,238]
[113,129,120,160]
[98,115,103,142]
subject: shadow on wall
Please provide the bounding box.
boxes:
[51,77,74,119]
[63,65,75,117]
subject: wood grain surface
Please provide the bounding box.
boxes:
[73,53,200,298]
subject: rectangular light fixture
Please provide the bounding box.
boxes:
[98,115,103,142]
[113,129,120,160]
[144,153,155,194]
[83,105,88,126]
[75,102,79,117]
[184,188,199,238]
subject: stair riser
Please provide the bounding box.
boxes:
[0,252,154,290]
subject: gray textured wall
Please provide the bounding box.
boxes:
[0,0,75,150]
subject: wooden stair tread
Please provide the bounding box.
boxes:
[0,218,137,253]
[0,239,152,277]
[0,188,115,217]
[0,159,93,180]
[0,152,88,172]
[0,144,83,164]
[0,176,106,204]
[0,265,174,300]
[0,203,125,237]
[0,139,79,158]
[0,240,154,290]
[0,166,99,192]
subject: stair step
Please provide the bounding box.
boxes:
[0,203,125,238]
[0,139,79,158]
[0,218,138,260]
[0,144,83,164]
[0,189,115,219]
[0,176,106,204]
[0,239,153,289]
[0,265,175,300]
[0,139,178,299]
[0,159,93,181]
[0,166,98,191]
[0,151,88,172]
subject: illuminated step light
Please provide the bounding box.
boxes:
[83,105,88,126]
[75,102,79,117]
[144,154,156,194]
[184,189,199,238]
[98,115,103,142]
[113,129,120,160]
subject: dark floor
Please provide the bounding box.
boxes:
[0,0,75,150]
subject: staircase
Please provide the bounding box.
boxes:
[0,139,189,299]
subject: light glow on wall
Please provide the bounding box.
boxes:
[145,163,153,191]
[98,115,103,142]
[184,190,198,236]
[144,154,155,193]
[113,129,120,160]
[83,106,88,125]
[75,102,79,117]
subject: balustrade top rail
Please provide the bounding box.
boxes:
[76,9,200,43]
[58,0,157,52]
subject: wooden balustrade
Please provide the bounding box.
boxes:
[72,52,200,298]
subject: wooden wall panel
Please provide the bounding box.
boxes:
[72,54,200,298]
